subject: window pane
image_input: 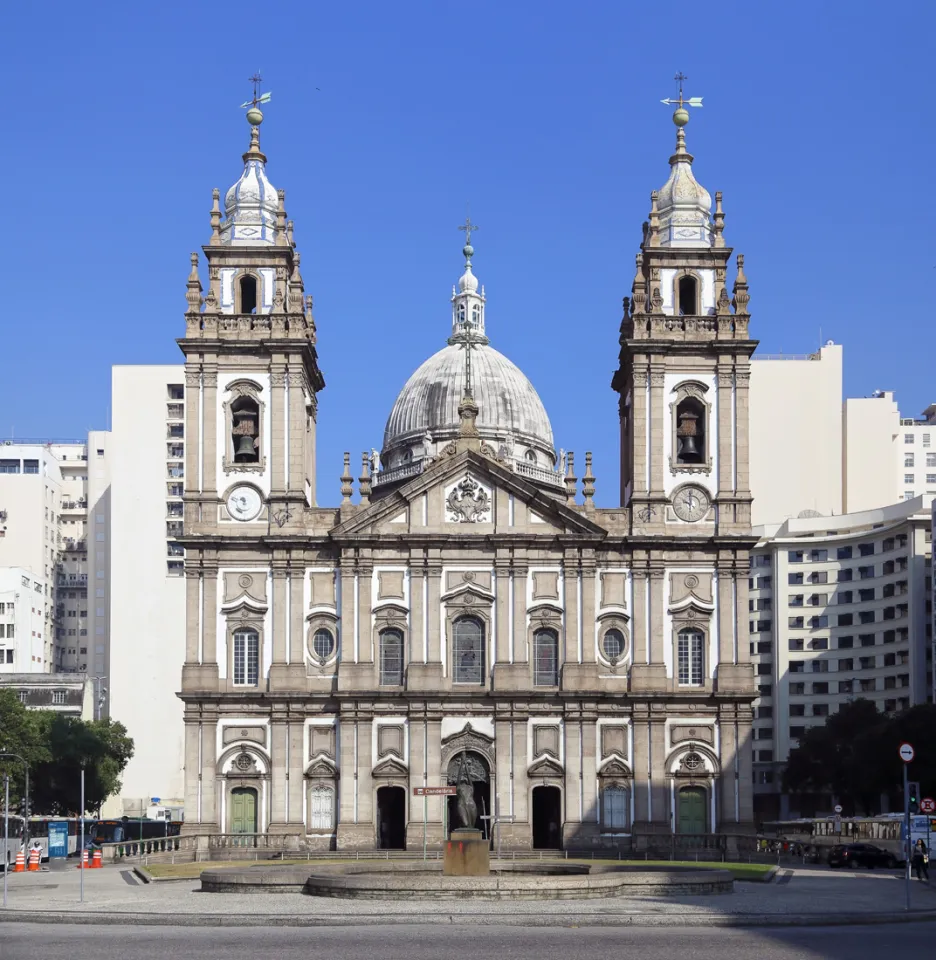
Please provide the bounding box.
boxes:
[379,629,403,685]
[453,617,484,684]
[603,628,625,661]
[677,629,704,685]
[533,629,558,686]
[312,628,335,660]
[603,785,627,831]
[309,785,334,831]
[233,629,259,685]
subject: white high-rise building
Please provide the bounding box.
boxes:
[107,365,186,815]
[0,567,51,672]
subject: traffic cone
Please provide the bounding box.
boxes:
[13,850,25,873]
[76,849,88,869]
[91,848,103,869]
[27,848,40,871]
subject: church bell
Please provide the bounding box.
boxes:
[235,435,256,460]
[676,409,701,462]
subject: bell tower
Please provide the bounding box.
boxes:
[612,79,755,537]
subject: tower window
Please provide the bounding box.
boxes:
[677,275,698,316]
[457,302,466,324]
[231,396,260,463]
[239,275,258,314]
[675,397,705,464]
[471,304,481,325]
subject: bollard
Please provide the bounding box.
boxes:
[76,850,89,870]
[13,850,26,873]
[28,848,41,872]
[91,849,103,869]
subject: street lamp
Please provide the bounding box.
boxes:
[0,753,30,845]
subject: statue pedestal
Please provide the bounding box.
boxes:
[443,828,490,877]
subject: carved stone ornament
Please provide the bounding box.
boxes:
[234,752,256,773]
[684,575,699,590]
[238,574,254,590]
[445,475,492,523]
[462,571,476,583]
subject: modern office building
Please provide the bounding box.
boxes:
[749,496,933,819]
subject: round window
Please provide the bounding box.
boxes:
[312,628,335,660]
[683,752,703,771]
[602,628,626,661]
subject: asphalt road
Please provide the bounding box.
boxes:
[2,921,935,960]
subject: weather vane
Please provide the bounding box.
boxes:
[241,72,272,113]
[660,72,702,125]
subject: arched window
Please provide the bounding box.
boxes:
[677,628,704,686]
[675,397,705,464]
[524,449,537,463]
[233,628,259,685]
[239,274,258,314]
[308,783,335,831]
[602,628,626,662]
[677,275,698,316]
[312,628,335,661]
[533,629,558,686]
[379,629,403,686]
[231,395,260,464]
[457,302,466,324]
[471,304,481,324]
[453,617,484,684]
[602,785,628,831]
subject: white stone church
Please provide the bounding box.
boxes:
[176,97,757,850]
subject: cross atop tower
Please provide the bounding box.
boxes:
[240,73,272,116]
[660,72,702,126]
[458,215,479,253]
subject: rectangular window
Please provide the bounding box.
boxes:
[788,551,804,563]
[811,660,829,673]
[928,453,936,467]
[790,704,806,717]
[837,546,853,560]
[884,653,897,667]
[810,549,828,562]
[453,618,485,684]
[861,678,876,692]
[838,569,853,582]
[812,682,829,694]
[789,595,804,607]
[860,634,875,647]
[379,630,404,686]
[858,566,875,579]
[859,610,876,624]
[837,591,853,604]
[859,656,875,670]
[809,637,829,650]
[533,630,559,686]
[789,660,804,673]
[756,662,772,675]
[838,614,853,626]
[52,690,66,705]
[789,682,805,695]
[789,616,804,628]
[757,706,773,719]
[859,543,875,557]
[677,630,704,686]
[809,615,829,628]
[859,588,875,602]
[0,460,20,474]
[23,459,39,474]
[758,684,773,697]
[788,638,804,651]
[905,456,915,468]
[906,434,915,444]
[808,571,829,584]
[788,572,804,585]
[807,594,827,606]
[813,703,829,717]
[905,474,915,485]
[790,726,806,740]
[839,680,853,694]
[232,629,259,685]
[839,658,854,671]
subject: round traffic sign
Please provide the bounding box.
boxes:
[921,798,936,814]
[834,804,843,814]
[899,742,915,763]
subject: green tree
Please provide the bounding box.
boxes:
[0,689,49,811]
[29,715,134,814]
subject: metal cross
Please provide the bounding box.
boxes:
[458,215,479,248]
[660,71,703,111]
[241,72,272,110]
[461,317,480,398]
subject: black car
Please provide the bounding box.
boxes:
[827,843,900,869]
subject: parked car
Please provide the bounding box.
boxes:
[827,843,900,869]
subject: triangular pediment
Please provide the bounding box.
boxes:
[528,756,565,778]
[330,450,606,539]
[372,755,409,778]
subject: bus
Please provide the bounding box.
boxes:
[92,818,182,845]
[1,815,25,870]
[27,817,97,860]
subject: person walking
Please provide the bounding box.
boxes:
[912,838,929,882]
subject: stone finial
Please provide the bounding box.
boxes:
[185,253,202,314]
[209,189,222,246]
[582,452,596,511]
[732,254,750,316]
[288,252,305,313]
[275,189,288,247]
[564,452,577,507]
[340,453,353,503]
[648,191,661,247]
[713,191,725,248]
[631,254,647,316]
[286,219,295,247]
[358,452,372,505]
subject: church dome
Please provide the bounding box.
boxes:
[380,242,557,473]
[220,114,279,246]
[656,124,712,248]
[382,343,555,467]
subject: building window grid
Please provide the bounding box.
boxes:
[677,629,704,686]
[379,629,403,686]
[233,629,259,686]
[533,629,559,686]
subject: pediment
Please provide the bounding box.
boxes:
[330,450,606,539]
[372,755,409,778]
[528,756,565,779]
[305,756,339,779]
[598,757,632,779]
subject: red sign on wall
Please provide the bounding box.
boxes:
[413,786,456,797]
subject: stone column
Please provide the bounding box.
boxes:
[631,367,649,496]
[183,720,200,825]
[718,712,739,830]
[494,563,511,664]
[511,720,531,847]
[562,557,579,665]
[288,371,306,496]
[717,364,733,497]
[649,366,666,496]
[633,569,649,664]
[184,568,200,663]
[270,365,287,495]
[649,568,666,666]
[409,558,426,664]
[338,715,356,826]
[200,716,218,829]
[287,720,305,833]
[649,717,669,828]
[339,559,356,663]
[512,566,528,663]
[427,564,443,664]
[202,369,218,497]
[356,720,374,833]
[357,563,373,663]
[494,719,513,844]
[426,719,443,835]
[202,564,218,668]
[736,562,752,664]
[581,720,598,831]
[580,561,597,663]
[718,560,734,665]
[562,719,582,846]
[736,368,752,497]
[268,719,289,830]
[183,369,200,496]
[289,566,305,664]
[271,565,289,665]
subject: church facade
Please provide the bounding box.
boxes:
[177,101,757,850]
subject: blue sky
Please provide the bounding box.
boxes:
[6,0,933,505]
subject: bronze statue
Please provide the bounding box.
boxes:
[454,750,478,829]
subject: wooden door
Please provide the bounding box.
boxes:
[231,788,257,835]
[677,786,707,835]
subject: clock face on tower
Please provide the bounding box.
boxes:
[226,485,263,522]
[672,485,710,523]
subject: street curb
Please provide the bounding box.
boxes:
[3,908,936,928]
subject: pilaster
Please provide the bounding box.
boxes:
[202,368,218,496]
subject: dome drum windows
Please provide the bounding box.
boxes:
[669,381,712,474]
[223,381,267,475]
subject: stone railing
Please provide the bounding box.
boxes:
[372,460,425,487]
[99,834,196,864]
[511,460,565,490]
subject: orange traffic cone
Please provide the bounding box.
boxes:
[91,848,103,869]
[76,849,88,869]
[13,850,26,873]
[27,847,40,871]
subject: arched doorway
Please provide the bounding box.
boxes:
[230,787,258,835]
[532,785,562,849]
[677,786,707,835]
[376,786,406,849]
[445,751,491,838]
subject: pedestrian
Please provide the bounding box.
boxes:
[912,838,929,882]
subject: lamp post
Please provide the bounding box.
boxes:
[0,753,30,846]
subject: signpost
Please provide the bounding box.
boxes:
[413,786,456,860]
[833,804,843,835]
[899,742,915,911]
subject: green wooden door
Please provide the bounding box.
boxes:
[677,787,706,835]
[231,788,257,835]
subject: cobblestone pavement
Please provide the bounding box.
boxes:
[1,863,935,926]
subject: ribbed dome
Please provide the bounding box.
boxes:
[382,343,556,468]
[220,125,279,246]
[657,126,712,248]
